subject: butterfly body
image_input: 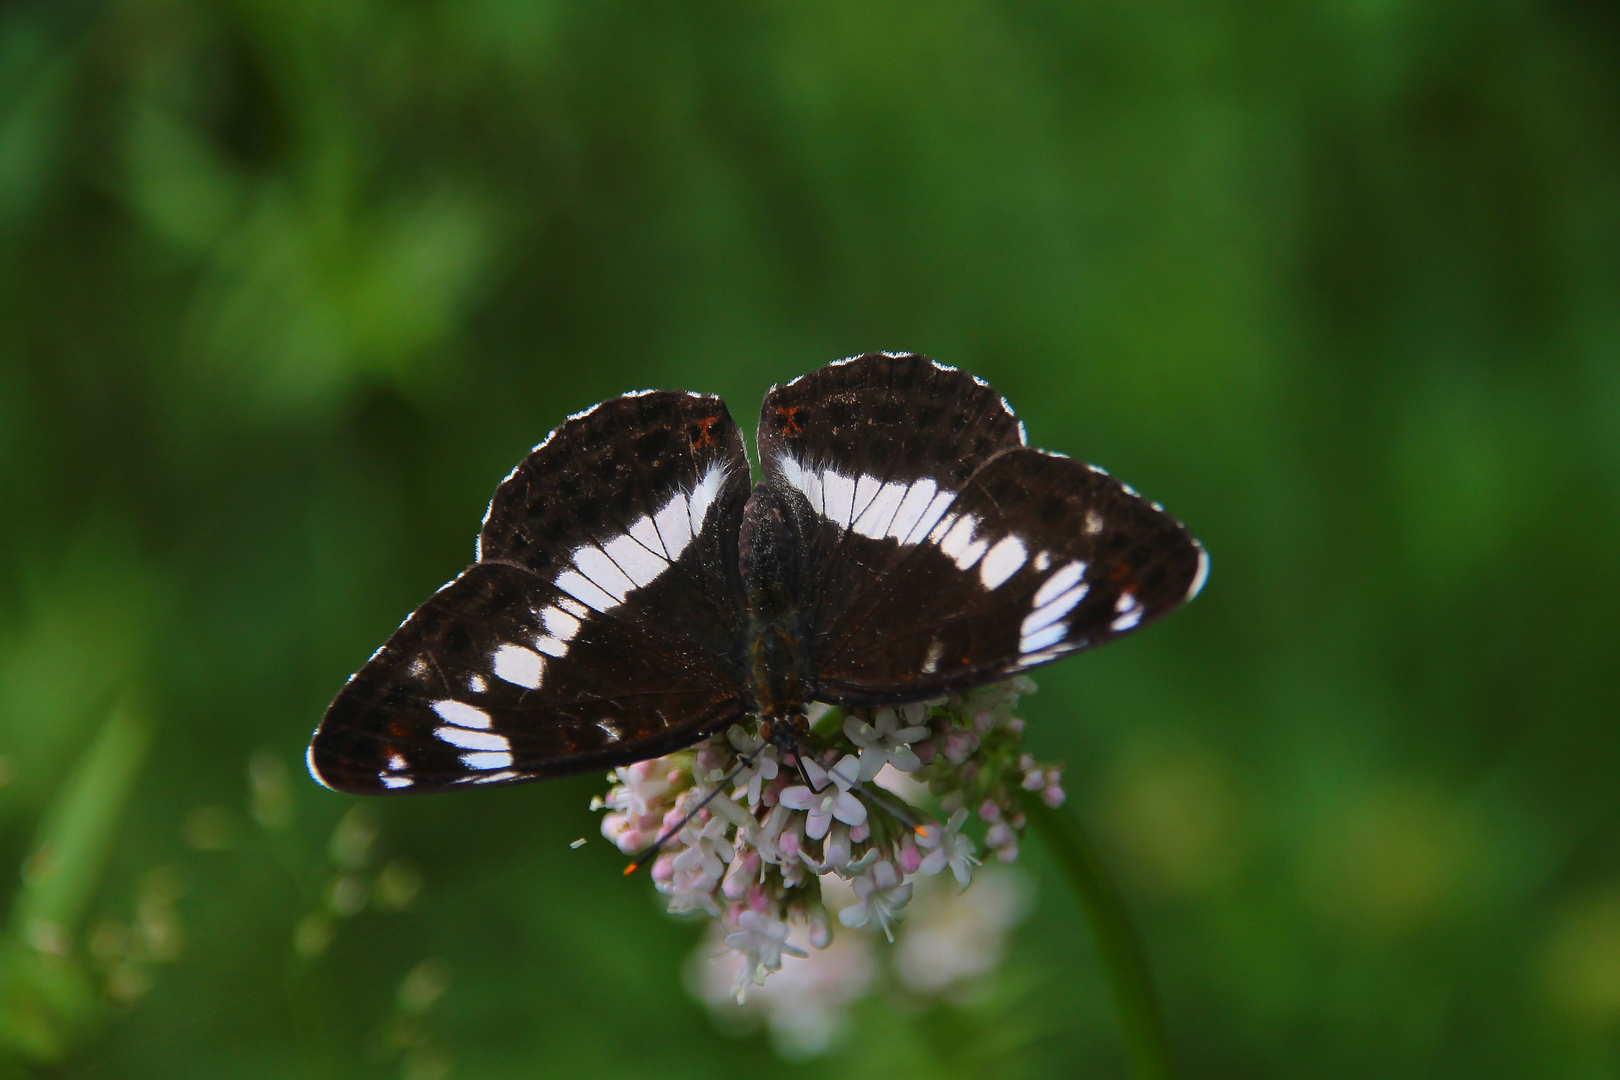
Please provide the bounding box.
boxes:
[308,354,1207,796]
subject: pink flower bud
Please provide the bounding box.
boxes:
[978,799,1002,823]
[897,838,922,874]
[1009,811,1026,829]
[1022,770,1045,791]
[780,831,801,860]
[996,840,1020,863]
[662,807,685,831]
[942,731,980,763]
[747,885,770,912]
[848,821,871,843]
[960,761,979,783]
[985,822,1014,850]
[972,709,996,735]
[721,850,760,900]
[1045,769,1063,787]
[914,740,937,764]
[651,854,675,883]
[1005,718,1025,736]
[1043,785,1066,808]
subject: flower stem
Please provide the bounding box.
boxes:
[1022,792,1175,1080]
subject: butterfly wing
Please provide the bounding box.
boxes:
[309,391,753,794]
[757,354,1206,705]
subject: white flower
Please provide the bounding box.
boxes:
[724,910,808,1002]
[844,707,931,777]
[916,808,981,887]
[837,860,912,941]
[606,760,672,818]
[673,814,734,884]
[665,864,722,916]
[779,754,866,840]
[803,823,878,878]
[727,725,780,806]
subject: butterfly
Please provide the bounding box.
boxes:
[307,353,1207,795]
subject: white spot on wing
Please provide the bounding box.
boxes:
[824,470,857,527]
[603,532,668,588]
[1110,591,1143,632]
[850,473,883,526]
[886,478,936,541]
[1020,622,1066,654]
[468,674,487,693]
[687,462,726,535]
[437,726,511,752]
[653,493,693,559]
[937,515,979,562]
[1034,561,1087,607]
[905,489,956,545]
[980,535,1028,589]
[533,635,569,658]
[431,700,491,729]
[387,753,407,771]
[382,775,413,789]
[627,515,668,560]
[572,546,634,604]
[555,570,617,613]
[852,480,908,539]
[921,638,944,674]
[493,644,544,689]
[461,750,514,770]
[1022,581,1088,638]
[542,605,581,641]
[1034,551,1051,572]
[598,720,621,741]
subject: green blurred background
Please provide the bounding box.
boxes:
[3,0,1619,1076]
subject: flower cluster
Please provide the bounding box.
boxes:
[594,676,1059,1001]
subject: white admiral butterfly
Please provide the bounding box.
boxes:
[307,353,1207,795]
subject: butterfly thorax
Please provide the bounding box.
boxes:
[739,483,809,733]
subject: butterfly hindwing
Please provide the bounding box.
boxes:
[309,391,753,794]
[809,448,1206,702]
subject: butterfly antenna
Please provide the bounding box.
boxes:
[623,752,758,875]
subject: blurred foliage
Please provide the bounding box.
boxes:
[1,0,1618,1076]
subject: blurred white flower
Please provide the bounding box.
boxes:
[687,916,876,1059]
[894,867,1033,996]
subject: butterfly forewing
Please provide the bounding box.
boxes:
[756,353,1027,671]
[309,391,753,794]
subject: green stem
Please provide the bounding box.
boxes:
[1022,792,1175,1080]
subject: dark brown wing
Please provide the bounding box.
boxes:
[755,353,1205,705]
[308,390,752,794]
